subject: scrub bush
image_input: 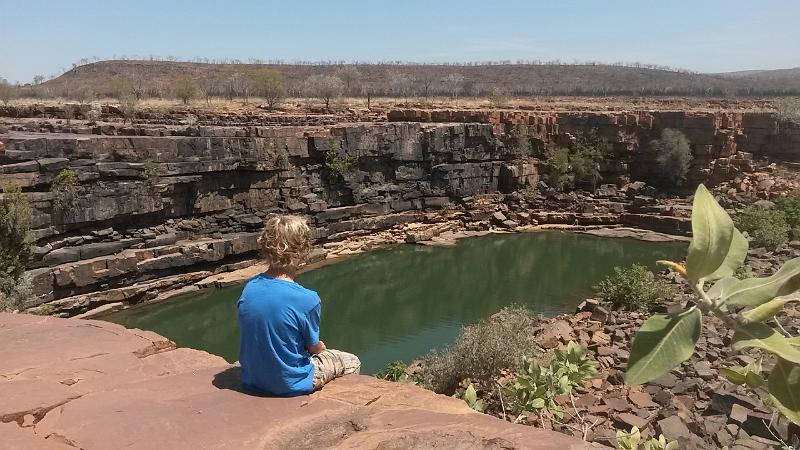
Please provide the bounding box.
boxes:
[324,142,357,178]
[418,305,540,393]
[650,128,693,188]
[52,167,81,212]
[735,205,790,249]
[0,184,33,311]
[596,264,674,311]
[540,130,608,191]
[776,196,800,229]
[541,148,571,190]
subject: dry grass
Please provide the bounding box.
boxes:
[4,94,783,115]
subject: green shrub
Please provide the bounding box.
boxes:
[570,149,602,188]
[596,264,674,311]
[376,361,413,383]
[540,130,608,191]
[52,167,81,212]
[735,205,790,249]
[541,147,571,189]
[324,142,357,178]
[418,305,540,393]
[0,184,33,311]
[455,383,486,412]
[503,341,597,419]
[616,427,678,450]
[650,128,693,188]
[776,197,800,229]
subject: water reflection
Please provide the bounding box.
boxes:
[106,232,685,373]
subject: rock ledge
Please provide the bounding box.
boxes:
[0,313,597,449]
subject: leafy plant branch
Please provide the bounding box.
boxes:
[626,184,800,426]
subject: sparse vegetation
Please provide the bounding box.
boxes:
[418,305,540,393]
[596,264,675,311]
[0,78,18,105]
[616,427,678,450]
[774,98,800,124]
[376,361,414,383]
[649,128,693,188]
[110,77,133,101]
[488,87,511,107]
[52,167,81,213]
[140,160,160,191]
[19,59,800,101]
[173,75,199,104]
[303,75,344,110]
[735,205,790,248]
[324,142,357,178]
[387,71,414,101]
[442,73,465,99]
[540,130,609,191]
[335,66,362,96]
[503,341,597,420]
[250,68,286,109]
[541,147,572,189]
[0,184,33,312]
[776,196,800,231]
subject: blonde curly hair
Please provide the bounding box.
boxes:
[258,215,312,274]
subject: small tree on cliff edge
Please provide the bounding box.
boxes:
[0,184,33,311]
[251,68,286,110]
[303,75,344,111]
[649,128,693,189]
[173,75,199,105]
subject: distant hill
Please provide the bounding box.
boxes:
[31,60,800,98]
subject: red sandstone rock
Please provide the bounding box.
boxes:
[0,313,599,449]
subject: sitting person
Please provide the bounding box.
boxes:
[237,215,360,396]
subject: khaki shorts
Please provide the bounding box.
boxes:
[311,349,361,390]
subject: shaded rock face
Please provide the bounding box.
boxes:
[0,312,596,449]
[388,109,800,162]
[2,123,537,312]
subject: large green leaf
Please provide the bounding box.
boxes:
[686,185,736,282]
[720,257,800,307]
[732,323,800,364]
[741,298,789,323]
[767,358,800,425]
[625,308,702,385]
[705,229,748,281]
[707,276,738,300]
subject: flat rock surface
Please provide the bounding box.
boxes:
[0,313,598,449]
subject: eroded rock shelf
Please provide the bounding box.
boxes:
[0,312,597,449]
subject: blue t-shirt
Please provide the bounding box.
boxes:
[237,274,321,396]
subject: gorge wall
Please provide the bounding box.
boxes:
[1,107,797,315]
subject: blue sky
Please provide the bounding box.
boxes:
[2,0,799,83]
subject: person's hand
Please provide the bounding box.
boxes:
[307,340,326,355]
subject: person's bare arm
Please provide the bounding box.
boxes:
[307,340,326,355]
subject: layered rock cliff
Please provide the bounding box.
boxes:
[1,108,797,315]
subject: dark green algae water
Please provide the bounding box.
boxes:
[104,231,685,374]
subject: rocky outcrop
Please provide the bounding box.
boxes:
[3,107,796,314]
[0,312,597,449]
[388,109,800,162]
